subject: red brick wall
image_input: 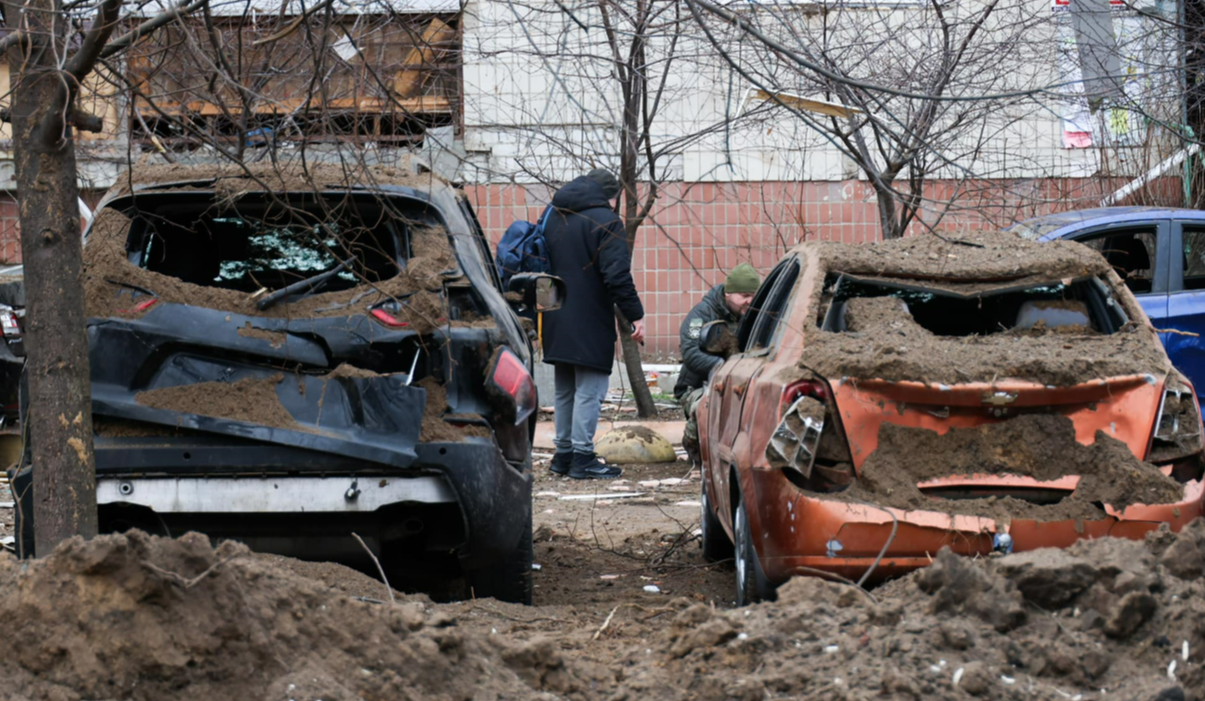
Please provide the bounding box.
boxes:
[466,177,1175,355]
[0,193,19,264]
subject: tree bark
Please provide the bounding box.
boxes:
[615,309,656,417]
[8,0,99,554]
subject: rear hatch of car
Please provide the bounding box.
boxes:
[799,272,1200,513]
[83,188,504,468]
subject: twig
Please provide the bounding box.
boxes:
[252,0,336,46]
[470,604,560,624]
[143,554,239,589]
[1152,327,1200,337]
[594,604,621,640]
[351,532,395,604]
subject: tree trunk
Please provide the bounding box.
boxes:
[615,310,657,418]
[9,1,99,555]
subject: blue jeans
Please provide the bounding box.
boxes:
[553,364,610,455]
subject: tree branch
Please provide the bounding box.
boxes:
[64,0,122,80]
[100,0,209,59]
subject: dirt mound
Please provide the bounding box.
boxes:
[823,414,1184,521]
[811,230,1111,282]
[595,522,1205,701]
[805,293,1169,387]
[82,209,453,334]
[0,530,552,701]
[136,374,304,431]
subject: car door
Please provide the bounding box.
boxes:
[1063,220,1170,336]
[1165,220,1205,396]
[708,258,800,524]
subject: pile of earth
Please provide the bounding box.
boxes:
[802,290,1169,387]
[5,523,1204,700]
[823,413,1186,521]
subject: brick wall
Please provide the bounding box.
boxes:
[0,193,19,264]
[466,177,1175,356]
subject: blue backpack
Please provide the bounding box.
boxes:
[496,207,552,287]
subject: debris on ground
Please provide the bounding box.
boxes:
[595,425,677,464]
[5,517,1204,700]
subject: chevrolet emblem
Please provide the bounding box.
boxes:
[982,391,1018,406]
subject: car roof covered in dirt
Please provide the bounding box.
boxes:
[793,230,1112,282]
[105,158,459,200]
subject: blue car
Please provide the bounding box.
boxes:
[1012,207,1205,398]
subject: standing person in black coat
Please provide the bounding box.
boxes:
[543,169,646,479]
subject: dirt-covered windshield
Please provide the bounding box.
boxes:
[802,273,1169,386]
[820,275,1126,337]
[132,194,403,294]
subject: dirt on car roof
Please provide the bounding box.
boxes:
[805,230,1112,282]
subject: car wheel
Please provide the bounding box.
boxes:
[734,498,776,606]
[700,474,733,562]
[467,508,534,605]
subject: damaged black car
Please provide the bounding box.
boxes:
[10,163,559,603]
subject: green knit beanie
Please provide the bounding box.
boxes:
[725,263,760,294]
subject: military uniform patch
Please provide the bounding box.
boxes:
[687,318,703,339]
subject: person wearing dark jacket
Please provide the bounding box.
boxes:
[674,263,760,467]
[543,169,646,480]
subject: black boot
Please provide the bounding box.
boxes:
[569,452,622,480]
[550,451,573,476]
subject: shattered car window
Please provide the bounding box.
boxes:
[132,194,404,294]
[819,275,1127,337]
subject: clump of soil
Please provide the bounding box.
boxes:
[136,374,302,431]
[0,530,544,700]
[83,209,454,334]
[805,293,1169,387]
[417,377,491,442]
[592,523,1205,700]
[815,230,1111,282]
[236,323,287,348]
[829,414,1183,522]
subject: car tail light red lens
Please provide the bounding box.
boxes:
[117,297,158,315]
[488,347,536,425]
[0,309,19,337]
[371,308,410,328]
[782,379,828,414]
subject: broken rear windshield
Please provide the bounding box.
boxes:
[819,274,1128,336]
[125,193,412,294]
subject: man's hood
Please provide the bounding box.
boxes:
[551,176,613,213]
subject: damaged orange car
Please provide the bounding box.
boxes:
[695,233,1205,605]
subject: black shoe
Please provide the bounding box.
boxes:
[569,452,622,480]
[550,451,573,476]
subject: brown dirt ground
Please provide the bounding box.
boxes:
[4,510,1203,700]
[826,414,1185,523]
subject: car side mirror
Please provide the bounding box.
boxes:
[700,320,737,358]
[507,273,566,313]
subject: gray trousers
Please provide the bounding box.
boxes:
[553,364,611,454]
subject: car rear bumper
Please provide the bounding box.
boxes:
[751,466,1205,583]
[11,438,530,569]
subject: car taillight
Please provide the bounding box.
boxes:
[114,296,158,315]
[0,309,19,337]
[1149,381,1204,463]
[782,379,828,415]
[487,347,536,425]
[370,299,445,329]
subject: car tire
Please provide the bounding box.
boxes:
[467,508,534,605]
[734,498,776,606]
[700,475,733,562]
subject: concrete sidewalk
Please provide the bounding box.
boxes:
[533,420,685,451]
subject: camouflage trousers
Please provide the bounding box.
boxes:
[679,387,705,466]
